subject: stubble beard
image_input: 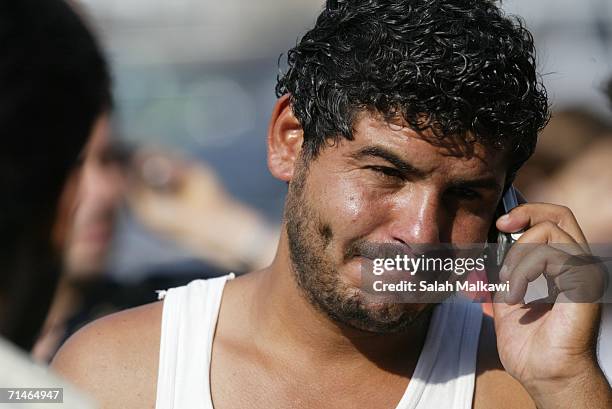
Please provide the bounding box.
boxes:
[284,162,432,334]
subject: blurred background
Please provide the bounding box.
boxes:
[79,0,326,280]
[77,0,612,279]
[33,0,612,379]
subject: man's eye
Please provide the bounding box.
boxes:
[100,145,133,168]
[366,166,404,180]
[448,187,481,200]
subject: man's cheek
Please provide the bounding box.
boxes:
[450,213,492,243]
[320,181,389,237]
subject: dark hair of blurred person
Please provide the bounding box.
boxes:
[0,0,111,351]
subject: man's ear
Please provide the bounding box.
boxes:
[267,94,304,182]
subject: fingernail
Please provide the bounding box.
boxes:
[498,214,511,223]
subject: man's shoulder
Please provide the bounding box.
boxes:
[51,301,163,409]
[473,314,535,409]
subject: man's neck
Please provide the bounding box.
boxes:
[244,236,433,375]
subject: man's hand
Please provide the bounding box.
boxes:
[493,203,611,409]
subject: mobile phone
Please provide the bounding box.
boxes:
[494,185,525,266]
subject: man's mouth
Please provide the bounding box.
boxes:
[347,242,418,261]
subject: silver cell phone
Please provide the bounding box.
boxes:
[495,185,525,265]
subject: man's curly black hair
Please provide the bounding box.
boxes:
[276,0,549,182]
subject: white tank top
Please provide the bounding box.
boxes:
[155,274,483,409]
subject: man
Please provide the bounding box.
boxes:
[61,114,125,283]
[31,112,128,362]
[53,1,612,408]
[0,0,110,406]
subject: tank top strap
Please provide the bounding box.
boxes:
[396,298,483,409]
[156,274,235,409]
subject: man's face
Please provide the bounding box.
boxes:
[63,114,126,280]
[285,113,507,333]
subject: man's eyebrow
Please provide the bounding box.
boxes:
[352,145,503,191]
[350,146,428,178]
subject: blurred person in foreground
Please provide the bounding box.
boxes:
[53,1,611,408]
[0,0,110,406]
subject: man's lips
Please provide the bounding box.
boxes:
[351,246,418,261]
[352,250,457,280]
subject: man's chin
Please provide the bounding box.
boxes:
[65,249,107,280]
[339,257,370,287]
[343,303,432,334]
[327,288,433,334]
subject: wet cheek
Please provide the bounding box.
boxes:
[323,182,388,236]
[343,193,363,222]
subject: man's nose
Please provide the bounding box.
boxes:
[82,165,125,205]
[385,188,444,245]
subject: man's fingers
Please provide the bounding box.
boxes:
[496,203,590,252]
[493,204,602,304]
[504,245,571,304]
[502,246,606,304]
[499,221,583,283]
